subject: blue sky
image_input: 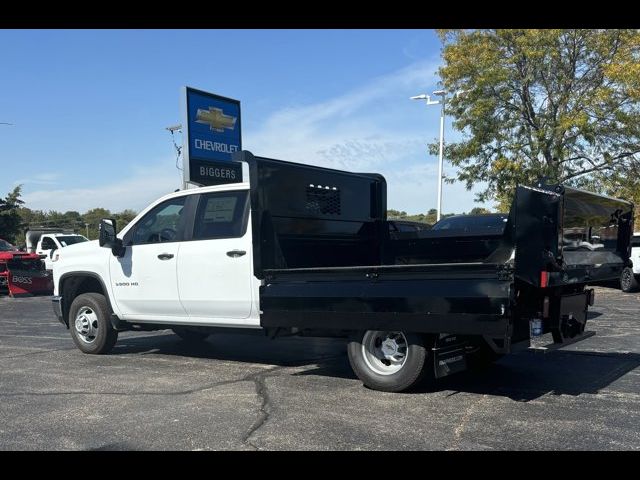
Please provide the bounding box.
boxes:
[0,29,489,214]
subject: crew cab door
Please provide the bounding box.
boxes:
[109,195,190,319]
[177,189,254,323]
[37,236,58,270]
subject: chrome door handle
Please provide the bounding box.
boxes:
[226,250,246,258]
[157,253,174,260]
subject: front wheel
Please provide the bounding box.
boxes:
[69,293,118,354]
[347,330,431,392]
[620,267,639,293]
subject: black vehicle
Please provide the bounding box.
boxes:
[431,213,508,233]
[388,219,431,239]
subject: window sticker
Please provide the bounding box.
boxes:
[203,197,237,222]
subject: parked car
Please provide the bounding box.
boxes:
[0,238,53,297]
[388,219,430,239]
[25,230,89,271]
[621,232,640,292]
[431,213,509,233]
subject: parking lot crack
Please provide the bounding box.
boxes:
[446,394,489,451]
[241,367,285,451]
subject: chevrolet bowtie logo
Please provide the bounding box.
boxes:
[195,107,237,133]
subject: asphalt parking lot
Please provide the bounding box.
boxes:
[1,287,639,451]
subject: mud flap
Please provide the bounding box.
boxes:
[433,334,468,379]
[549,292,589,344]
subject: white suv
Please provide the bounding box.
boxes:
[621,232,640,292]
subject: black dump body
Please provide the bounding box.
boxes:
[234,151,633,349]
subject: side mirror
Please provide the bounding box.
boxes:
[99,218,117,247]
[99,218,125,257]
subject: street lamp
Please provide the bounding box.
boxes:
[411,90,447,222]
[85,223,89,238]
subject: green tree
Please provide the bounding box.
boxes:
[0,186,25,243]
[469,207,491,214]
[81,208,112,240]
[17,207,47,229]
[435,29,640,209]
[113,209,138,233]
[387,209,408,219]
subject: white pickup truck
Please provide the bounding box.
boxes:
[620,232,640,292]
[27,231,89,271]
[51,151,633,392]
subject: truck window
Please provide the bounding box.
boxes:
[131,197,187,245]
[193,191,249,240]
[56,235,88,247]
[41,237,57,250]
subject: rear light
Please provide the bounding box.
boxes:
[540,271,549,288]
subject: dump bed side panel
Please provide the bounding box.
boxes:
[261,264,513,336]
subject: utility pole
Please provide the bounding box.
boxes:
[411,90,447,221]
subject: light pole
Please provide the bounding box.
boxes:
[85,223,89,238]
[411,90,447,222]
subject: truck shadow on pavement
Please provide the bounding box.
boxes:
[421,350,640,401]
[111,331,639,401]
[111,332,352,370]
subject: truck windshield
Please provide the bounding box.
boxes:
[56,236,88,247]
[432,215,508,233]
[0,239,17,251]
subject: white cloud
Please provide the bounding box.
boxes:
[18,59,491,216]
[246,59,490,214]
[13,172,62,187]
[21,158,183,213]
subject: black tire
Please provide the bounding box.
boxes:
[620,267,639,293]
[172,327,210,343]
[68,292,118,354]
[347,330,431,392]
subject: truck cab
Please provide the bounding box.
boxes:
[33,233,89,271]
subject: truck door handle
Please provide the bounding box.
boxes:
[157,253,174,260]
[226,250,246,258]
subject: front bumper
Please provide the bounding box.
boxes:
[52,296,65,326]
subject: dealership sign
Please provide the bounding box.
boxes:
[182,86,242,186]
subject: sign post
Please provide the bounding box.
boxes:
[182,86,242,187]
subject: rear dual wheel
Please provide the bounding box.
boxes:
[347,330,432,392]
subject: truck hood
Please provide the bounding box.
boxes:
[58,239,101,257]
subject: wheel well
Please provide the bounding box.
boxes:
[60,275,108,327]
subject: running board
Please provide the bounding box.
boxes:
[527,330,596,354]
